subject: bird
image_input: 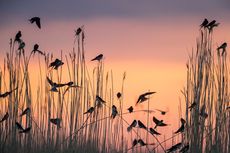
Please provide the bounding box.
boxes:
[84,107,94,114]
[199,104,208,118]
[137,139,147,146]
[217,42,227,56]
[75,27,82,36]
[155,109,168,115]
[31,44,45,56]
[174,118,186,134]
[166,142,182,153]
[117,92,122,99]
[14,31,22,43]
[20,107,30,117]
[200,18,209,29]
[206,20,216,27]
[149,127,161,135]
[179,144,189,153]
[188,102,197,111]
[15,122,24,131]
[49,58,64,70]
[29,17,41,29]
[0,112,9,123]
[50,118,61,128]
[18,41,25,51]
[137,120,147,130]
[127,120,137,132]
[91,54,103,61]
[95,95,106,107]
[153,116,168,129]
[136,92,156,105]
[127,106,134,113]
[111,105,118,119]
[132,139,138,147]
[206,20,219,33]
[19,127,31,133]
[47,77,67,92]
[0,88,17,98]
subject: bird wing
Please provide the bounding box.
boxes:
[36,20,41,29]
[143,91,156,96]
[153,117,160,124]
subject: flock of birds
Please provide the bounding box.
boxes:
[0,17,229,153]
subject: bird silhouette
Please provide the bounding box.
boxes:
[15,122,24,131]
[188,102,197,111]
[19,127,31,133]
[29,17,41,29]
[138,120,147,130]
[49,58,64,70]
[137,139,147,146]
[127,106,134,113]
[127,120,137,132]
[0,88,17,98]
[50,118,61,128]
[91,54,103,61]
[95,95,106,107]
[136,92,156,105]
[14,31,22,43]
[0,112,9,123]
[84,107,94,114]
[179,144,189,153]
[75,27,82,36]
[153,116,168,129]
[20,107,30,117]
[166,142,182,153]
[174,118,186,134]
[217,42,227,56]
[132,139,138,147]
[32,44,45,56]
[117,92,122,99]
[155,109,168,115]
[111,105,118,119]
[200,18,209,29]
[47,77,67,92]
[149,127,161,135]
[206,20,219,33]
[18,41,25,51]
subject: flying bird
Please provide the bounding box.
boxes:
[20,107,30,117]
[15,122,24,131]
[117,92,122,99]
[111,105,118,119]
[174,118,186,134]
[179,144,189,153]
[0,88,17,98]
[50,118,61,128]
[0,112,9,123]
[155,109,168,115]
[19,127,31,133]
[153,116,168,129]
[166,142,182,153]
[127,120,137,132]
[31,44,45,56]
[84,107,95,114]
[206,20,219,32]
[127,106,134,113]
[49,58,64,70]
[29,17,41,29]
[138,120,147,130]
[14,31,22,43]
[136,92,156,105]
[200,18,209,29]
[149,127,161,135]
[91,54,103,61]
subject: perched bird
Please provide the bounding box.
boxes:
[188,102,197,111]
[137,139,147,146]
[95,95,106,107]
[179,144,189,153]
[206,20,216,27]
[206,20,219,32]
[166,142,182,153]
[200,104,208,118]
[84,107,94,114]
[217,42,227,56]
[127,106,133,113]
[19,127,31,133]
[15,122,24,131]
[0,88,17,98]
[14,31,22,43]
[136,92,156,105]
[132,139,138,147]
[29,17,41,29]
[155,109,168,115]
[153,116,168,129]
[50,118,61,128]
[111,105,118,119]
[91,54,103,61]
[200,18,209,29]
[174,118,186,134]
[75,27,82,36]
[138,120,147,130]
[127,120,137,132]
[49,58,64,70]
[31,44,45,56]
[18,41,25,50]
[149,127,161,135]
[117,92,122,99]
[0,112,9,123]
[20,107,30,117]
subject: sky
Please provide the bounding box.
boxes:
[0,0,230,144]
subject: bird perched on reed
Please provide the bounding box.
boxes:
[149,127,161,135]
[206,20,219,33]
[95,95,106,107]
[127,120,137,132]
[20,107,30,117]
[179,144,189,153]
[153,116,168,129]
[49,58,64,70]
[111,105,118,119]
[117,92,122,99]
[75,27,82,36]
[174,118,186,134]
[200,18,209,29]
[84,107,95,114]
[137,139,147,146]
[166,142,182,153]
[19,127,31,133]
[29,17,41,29]
[15,122,24,131]
[50,118,61,128]
[217,42,227,56]
[91,54,103,61]
[18,41,25,51]
[0,112,9,123]
[14,31,22,43]
[138,120,147,130]
[0,88,18,98]
[127,106,134,113]
[31,44,45,56]
[136,92,156,105]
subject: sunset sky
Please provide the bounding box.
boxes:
[0,0,230,137]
